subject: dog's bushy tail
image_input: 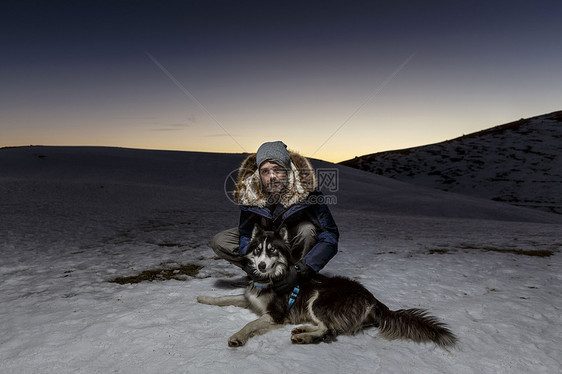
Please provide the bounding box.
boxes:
[377,308,457,348]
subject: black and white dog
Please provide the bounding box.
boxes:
[197,225,457,348]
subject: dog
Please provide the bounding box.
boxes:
[197,224,457,348]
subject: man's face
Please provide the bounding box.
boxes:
[259,161,288,194]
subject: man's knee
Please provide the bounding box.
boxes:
[300,221,317,238]
[291,221,317,242]
[209,231,224,256]
[209,227,241,264]
[289,221,317,261]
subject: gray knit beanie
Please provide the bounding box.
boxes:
[256,141,291,170]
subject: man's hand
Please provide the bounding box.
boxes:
[272,266,298,293]
[273,260,314,294]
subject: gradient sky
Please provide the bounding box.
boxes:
[1,0,561,162]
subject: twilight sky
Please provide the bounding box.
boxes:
[1,0,561,162]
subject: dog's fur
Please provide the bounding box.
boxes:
[197,225,457,348]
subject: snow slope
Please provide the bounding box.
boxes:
[1,146,561,373]
[341,111,562,214]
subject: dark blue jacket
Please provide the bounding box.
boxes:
[238,191,339,272]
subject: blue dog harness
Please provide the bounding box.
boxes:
[252,282,270,289]
[287,285,300,309]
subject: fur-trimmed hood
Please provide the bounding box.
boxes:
[233,151,317,208]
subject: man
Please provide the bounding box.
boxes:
[210,141,339,291]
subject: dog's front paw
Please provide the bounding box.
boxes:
[228,334,247,347]
[291,327,307,335]
[291,334,309,344]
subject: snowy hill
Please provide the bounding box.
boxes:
[340,111,562,214]
[2,145,560,223]
[1,146,561,373]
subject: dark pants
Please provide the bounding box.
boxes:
[209,221,317,268]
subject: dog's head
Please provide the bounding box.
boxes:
[243,224,290,282]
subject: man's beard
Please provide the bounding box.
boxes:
[265,180,285,193]
[265,180,288,203]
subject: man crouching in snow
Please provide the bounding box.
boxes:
[210,141,339,292]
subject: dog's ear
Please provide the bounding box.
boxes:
[278,225,289,243]
[251,223,263,240]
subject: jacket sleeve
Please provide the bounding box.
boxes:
[302,202,339,272]
[238,209,254,255]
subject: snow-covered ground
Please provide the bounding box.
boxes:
[1,146,561,373]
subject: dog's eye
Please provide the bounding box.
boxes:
[267,247,278,256]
